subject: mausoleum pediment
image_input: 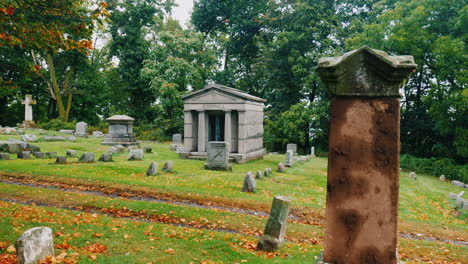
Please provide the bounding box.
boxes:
[185,90,242,104]
[183,84,266,103]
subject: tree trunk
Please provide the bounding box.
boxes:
[63,69,73,122]
[45,53,66,120]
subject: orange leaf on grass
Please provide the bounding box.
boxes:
[164,248,175,254]
[82,243,107,254]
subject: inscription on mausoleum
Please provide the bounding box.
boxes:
[203,104,225,109]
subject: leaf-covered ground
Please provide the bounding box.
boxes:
[0,133,466,263]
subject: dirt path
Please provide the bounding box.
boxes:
[0,173,324,225]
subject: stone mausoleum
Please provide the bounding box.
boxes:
[182,84,266,163]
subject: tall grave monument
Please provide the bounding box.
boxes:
[21,94,36,128]
[101,115,138,146]
[182,84,266,163]
[316,46,416,264]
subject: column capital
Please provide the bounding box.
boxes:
[197,109,205,112]
[223,109,232,112]
[316,46,417,97]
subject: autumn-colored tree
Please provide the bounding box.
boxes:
[0,0,108,121]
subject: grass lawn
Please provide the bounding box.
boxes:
[0,132,466,263]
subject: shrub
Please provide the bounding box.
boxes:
[39,119,75,131]
[133,125,167,141]
[400,154,467,182]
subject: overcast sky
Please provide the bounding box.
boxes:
[171,0,194,27]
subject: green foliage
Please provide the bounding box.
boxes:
[133,124,167,141]
[107,0,174,124]
[264,102,312,154]
[346,0,468,162]
[39,119,75,131]
[400,154,468,182]
[142,19,217,136]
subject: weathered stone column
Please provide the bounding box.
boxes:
[197,110,206,152]
[316,46,416,264]
[224,110,232,152]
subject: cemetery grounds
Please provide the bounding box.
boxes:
[0,132,466,264]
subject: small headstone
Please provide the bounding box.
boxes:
[146,162,158,176]
[310,147,315,156]
[455,196,467,208]
[66,136,76,142]
[257,196,291,252]
[162,161,173,172]
[98,153,113,162]
[265,168,272,177]
[170,144,178,151]
[92,131,104,137]
[56,156,67,164]
[128,149,143,160]
[172,134,182,144]
[128,145,139,151]
[17,151,31,159]
[66,150,77,157]
[46,152,57,158]
[21,134,37,142]
[28,144,40,152]
[15,227,54,264]
[451,180,465,188]
[449,191,464,200]
[285,150,294,167]
[115,144,125,151]
[108,147,119,154]
[6,143,20,153]
[204,142,232,171]
[277,162,286,172]
[242,171,256,193]
[409,172,417,180]
[33,152,45,159]
[439,175,446,181]
[175,145,186,153]
[143,146,152,153]
[75,122,88,137]
[286,144,297,154]
[78,152,95,163]
[0,153,10,160]
[256,170,263,179]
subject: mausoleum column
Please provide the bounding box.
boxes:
[224,110,232,152]
[316,46,417,264]
[197,110,206,152]
[184,111,194,152]
[237,111,246,154]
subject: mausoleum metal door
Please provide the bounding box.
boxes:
[208,113,225,142]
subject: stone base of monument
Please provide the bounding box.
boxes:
[314,252,406,264]
[178,152,190,159]
[257,235,283,252]
[187,148,266,164]
[74,133,88,138]
[204,163,232,171]
[101,134,138,146]
[20,120,36,128]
